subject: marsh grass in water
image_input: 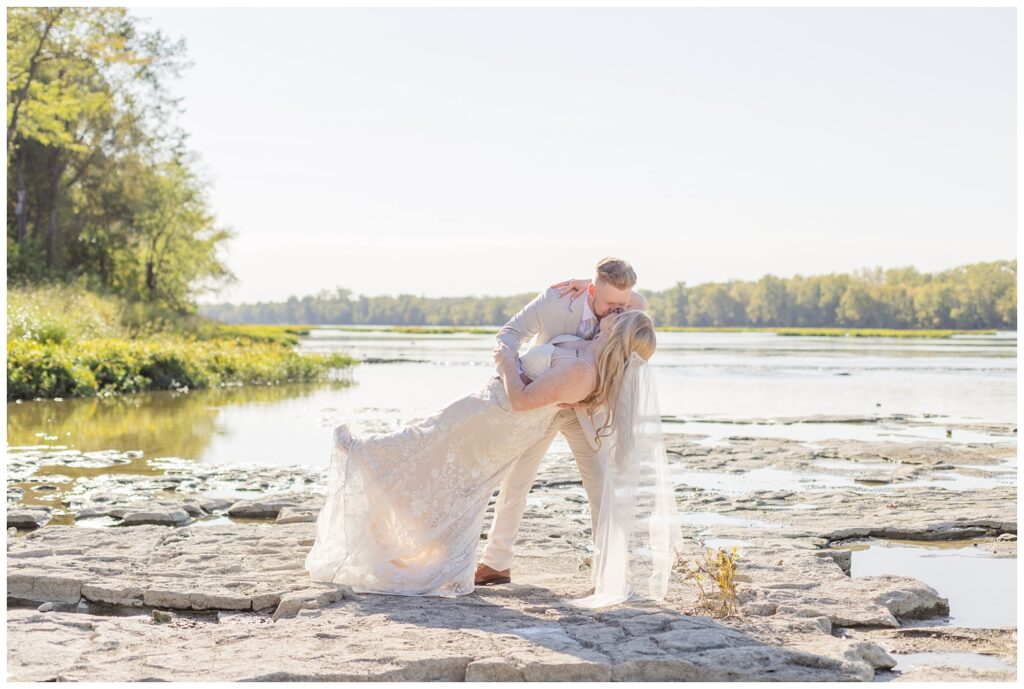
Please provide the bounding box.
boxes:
[681,540,743,619]
[190,324,312,346]
[655,326,993,338]
[323,325,499,335]
[325,325,991,338]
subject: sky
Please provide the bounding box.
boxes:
[137,6,1017,304]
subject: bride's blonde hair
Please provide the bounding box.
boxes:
[581,309,657,439]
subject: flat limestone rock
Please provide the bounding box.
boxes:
[74,498,201,526]
[7,523,335,613]
[4,512,973,682]
[5,423,1017,682]
[275,506,320,525]
[5,593,874,682]
[227,493,320,519]
[7,507,52,530]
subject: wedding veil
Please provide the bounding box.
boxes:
[565,351,684,609]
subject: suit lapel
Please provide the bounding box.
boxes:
[564,294,585,336]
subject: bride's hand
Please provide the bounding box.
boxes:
[493,342,515,367]
[551,278,590,301]
[498,356,518,379]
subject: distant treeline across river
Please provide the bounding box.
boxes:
[200,260,1016,331]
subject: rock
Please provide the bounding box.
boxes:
[81,581,146,607]
[199,497,234,514]
[465,658,525,681]
[179,501,206,517]
[798,616,832,634]
[652,627,758,653]
[843,641,896,670]
[191,591,252,611]
[7,508,51,530]
[120,508,191,526]
[37,602,53,612]
[143,589,192,609]
[271,586,350,621]
[817,549,851,574]
[251,592,282,611]
[6,523,316,612]
[76,500,194,526]
[275,506,320,525]
[227,493,314,519]
[4,424,1017,682]
[741,601,777,616]
[152,609,177,623]
[870,577,949,619]
[31,574,83,604]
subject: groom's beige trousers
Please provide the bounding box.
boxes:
[481,408,602,572]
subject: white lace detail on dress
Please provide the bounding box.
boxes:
[519,343,556,381]
[305,345,563,597]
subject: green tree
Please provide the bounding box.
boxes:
[746,275,790,326]
[7,7,231,315]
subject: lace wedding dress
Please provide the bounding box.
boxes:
[304,340,576,597]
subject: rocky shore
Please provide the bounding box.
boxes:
[6,418,1017,681]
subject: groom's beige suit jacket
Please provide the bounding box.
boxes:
[495,287,606,451]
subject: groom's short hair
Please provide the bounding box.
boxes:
[594,257,637,290]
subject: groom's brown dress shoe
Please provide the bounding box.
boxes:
[474,562,511,586]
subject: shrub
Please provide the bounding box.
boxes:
[6,340,99,399]
[7,337,356,401]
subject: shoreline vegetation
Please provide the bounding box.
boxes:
[319,324,999,338]
[6,286,1007,402]
[659,326,999,338]
[6,287,354,402]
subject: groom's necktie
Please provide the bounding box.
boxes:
[579,317,598,340]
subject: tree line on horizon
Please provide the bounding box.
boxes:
[199,259,1016,330]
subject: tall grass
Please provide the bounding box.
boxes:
[7,285,126,344]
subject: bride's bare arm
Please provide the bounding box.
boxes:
[498,358,593,412]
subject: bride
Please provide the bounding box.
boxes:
[304,309,681,607]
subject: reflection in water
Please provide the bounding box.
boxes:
[8,381,352,460]
[7,382,353,526]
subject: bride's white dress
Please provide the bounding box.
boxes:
[304,340,577,597]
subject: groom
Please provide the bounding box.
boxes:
[475,257,647,586]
